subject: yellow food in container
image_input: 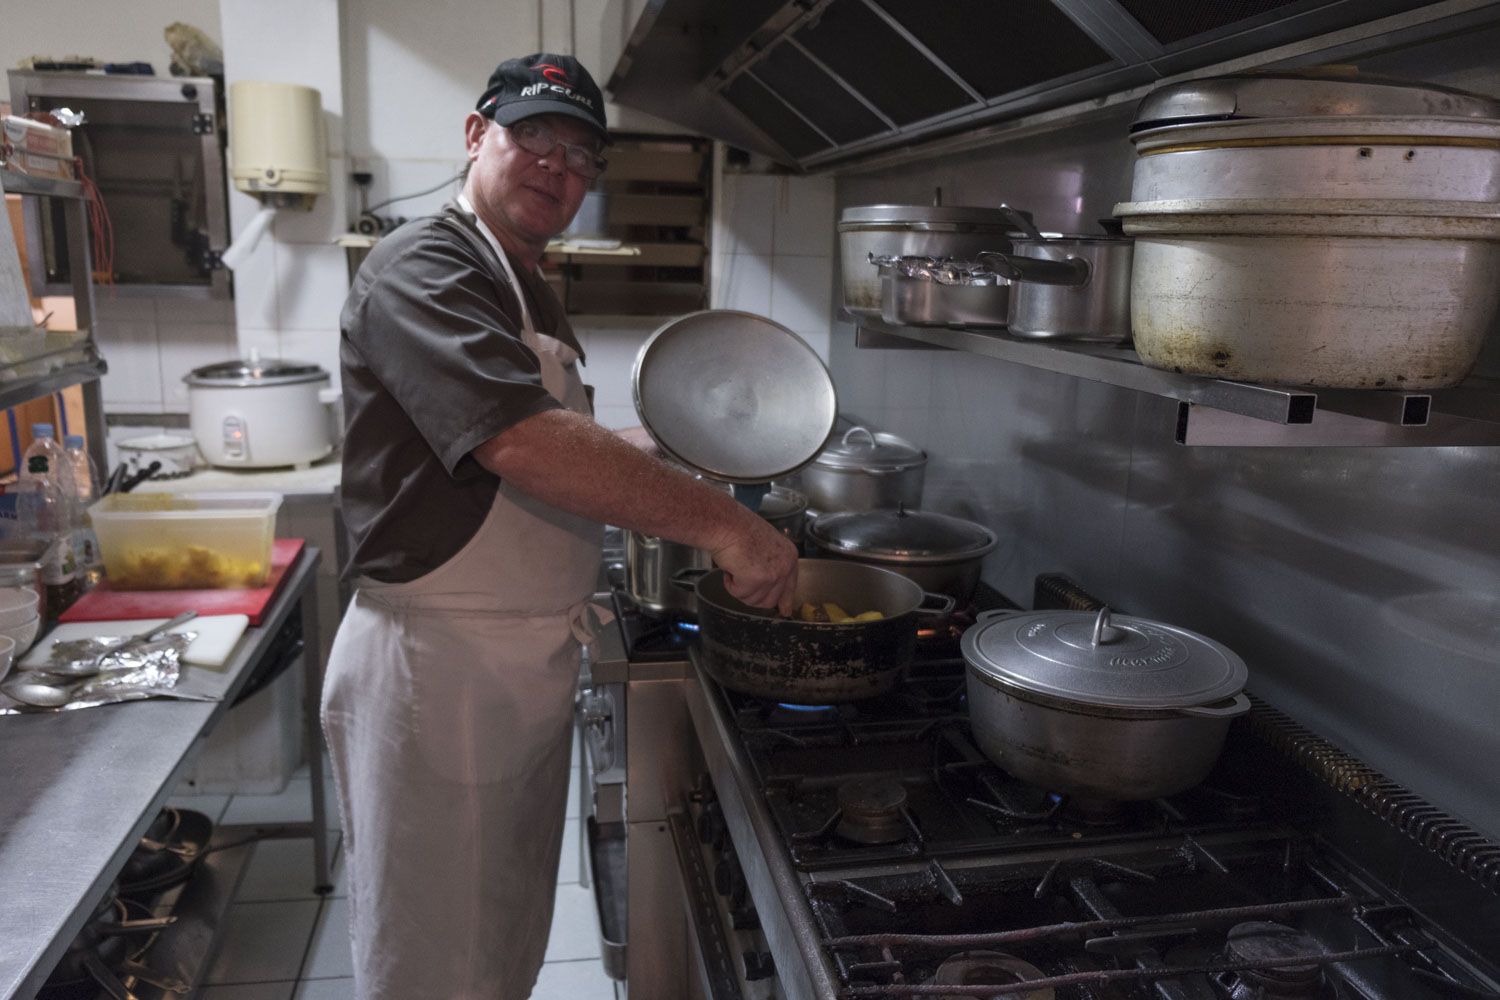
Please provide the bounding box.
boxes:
[89,491,283,590]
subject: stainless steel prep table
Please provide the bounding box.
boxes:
[0,545,325,1000]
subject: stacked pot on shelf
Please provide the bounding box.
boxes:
[1115,70,1500,389]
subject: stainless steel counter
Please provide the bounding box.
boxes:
[0,547,323,1000]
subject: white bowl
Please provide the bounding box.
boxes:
[0,634,16,677]
[0,615,40,657]
[0,587,40,627]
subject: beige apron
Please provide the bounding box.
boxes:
[322,208,604,1000]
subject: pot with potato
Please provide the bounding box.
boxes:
[691,559,954,703]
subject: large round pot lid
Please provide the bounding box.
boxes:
[838,204,1031,230]
[809,505,996,565]
[812,426,926,472]
[962,607,1247,711]
[632,311,837,484]
[1132,71,1500,134]
[185,356,328,387]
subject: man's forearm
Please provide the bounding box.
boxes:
[474,408,751,551]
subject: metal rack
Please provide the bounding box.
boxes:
[853,318,1500,448]
[1,166,109,474]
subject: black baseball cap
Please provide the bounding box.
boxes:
[476,53,610,144]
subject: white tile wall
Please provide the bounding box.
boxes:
[158,321,239,410]
[712,174,776,257]
[274,245,349,331]
[713,253,773,314]
[360,157,466,223]
[770,255,834,333]
[94,318,164,411]
[771,174,835,257]
[710,166,837,364]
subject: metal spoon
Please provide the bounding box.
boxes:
[2,674,88,707]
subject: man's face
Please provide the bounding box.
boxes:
[463,112,597,251]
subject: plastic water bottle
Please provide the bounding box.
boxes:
[63,435,103,586]
[63,435,99,506]
[21,424,79,518]
[20,454,80,618]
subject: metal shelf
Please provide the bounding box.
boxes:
[0,167,84,200]
[854,318,1500,448]
[0,353,107,412]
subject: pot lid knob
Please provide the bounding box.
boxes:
[1091,606,1127,647]
[842,426,878,449]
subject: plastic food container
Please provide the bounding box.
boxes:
[89,491,283,590]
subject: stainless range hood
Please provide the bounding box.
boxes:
[605,0,1456,170]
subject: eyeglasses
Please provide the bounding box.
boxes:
[507,119,607,179]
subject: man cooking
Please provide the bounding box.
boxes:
[323,53,800,1000]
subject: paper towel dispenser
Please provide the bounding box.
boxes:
[221,81,328,269]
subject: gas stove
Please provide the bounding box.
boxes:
[678,577,1500,1000]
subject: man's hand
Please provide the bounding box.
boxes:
[709,515,800,617]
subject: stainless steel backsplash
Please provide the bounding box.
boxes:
[829,27,1500,838]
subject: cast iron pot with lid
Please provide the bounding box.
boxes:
[693,559,954,704]
[807,503,997,603]
[185,351,342,468]
[800,425,927,514]
[962,606,1250,802]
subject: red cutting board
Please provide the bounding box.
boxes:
[60,538,307,626]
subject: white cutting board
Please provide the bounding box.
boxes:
[20,615,251,669]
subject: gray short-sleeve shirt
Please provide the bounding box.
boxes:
[339,203,587,583]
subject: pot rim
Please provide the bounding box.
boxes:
[964,662,1247,720]
[693,559,926,624]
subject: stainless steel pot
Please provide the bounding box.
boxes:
[693,559,954,703]
[757,484,808,543]
[839,200,1032,318]
[800,426,926,513]
[961,607,1250,801]
[972,210,1133,342]
[625,530,711,618]
[806,505,997,603]
[626,483,809,617]
[877,256,1010,329]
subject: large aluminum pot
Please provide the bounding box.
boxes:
[962,607,1250,801]
[1115,200,1500,388]
[806,505,997,604]
[800,426,926,514]
[694,559,953,703]
[839,202,1032,319]
[1127,71,1500,204]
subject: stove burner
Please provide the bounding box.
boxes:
[928,951,1055,1000]
[1226,921,1327,998]
[1060,793,1128,825]
[835,778,911,845]
[778,702,834,713]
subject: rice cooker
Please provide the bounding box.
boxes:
[184,355,342,468]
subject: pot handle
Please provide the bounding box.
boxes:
[1177,692,1252,719]
[1090,607,1127,647]
[672,567,711,592]
[919,591,958,615]
[994,203,1045,242]
[977,249,1091,287]
[319,386,345,447]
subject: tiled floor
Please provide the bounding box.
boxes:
[175,738,615,999]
